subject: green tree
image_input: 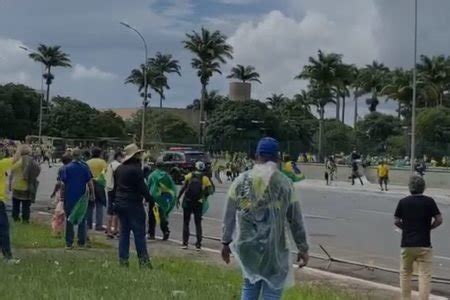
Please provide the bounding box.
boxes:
[355,112,402,154]
[186,90,228,119]
[148,52,182,108]
[266,93,288,109]
[350,67,366,127]
[227,64,261,83]
[322,120,354,156]
[183,28,233,142]
[28,44,72,105]
[125,63,165,107]
[359,61,390,113]
[417,55,450,106]
[94,110,127,138]
[127,110,197,144]
[0,83,40,139]
[416,107,450,158]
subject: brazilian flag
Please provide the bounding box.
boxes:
[147,170,177,218]
[68,194,89,225]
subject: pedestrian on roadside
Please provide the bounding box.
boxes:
[212,158,223,184]
[0,148,20,263]
[105,151,123,239]
[394,175,443,300]
[59,149,95,249]
[221,137,309,300]
[325,156,337,185]
[377,160,389,191]
[50,153,72,237]
[177,161,213,250]
[147,161,176,241]
[114,144,153,268]
[11,145,41,224]
[86,147,107,231]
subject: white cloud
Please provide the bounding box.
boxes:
[227,5,380,117]
[0,37,36,85]
[71,64,117,80]
[215,0,257,4]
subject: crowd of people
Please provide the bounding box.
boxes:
[0,138,446,300]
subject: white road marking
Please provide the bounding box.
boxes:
[356,208,393,216]
[435,256,450,262]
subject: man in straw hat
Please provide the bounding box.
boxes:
[114,144,154,268]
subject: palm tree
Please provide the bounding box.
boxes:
[350,67,366,128]
[187,90,227,117]
[148,52,181,108]
[359,61,390,113]
[333,63,354,123]
[417,55,450,106]
[125,63,166,107]
[183,27,233,143]
[292,90,312,114]
[227,64,261,83]
[295,50,344,120]
[28,44,71,105]
[266,93,288,109]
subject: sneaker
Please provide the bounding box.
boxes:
[106,234,115,240]
[147,235,156,241]
[4,258,20,265]
[162,232,170,241]
[139,259,153,270]
[181,244,188,250]
[65,245,74,250]
[195,244,202,251]
[119,260,129,268]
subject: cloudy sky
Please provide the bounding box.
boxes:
[1,0,450,123]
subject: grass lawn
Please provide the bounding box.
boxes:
[10,221,110,249]
[2,222,362,300]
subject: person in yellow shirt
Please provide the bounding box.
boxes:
[0,148,18,262]
[377,160,390,191]
[177,161,213,250]
[86,147,107,231]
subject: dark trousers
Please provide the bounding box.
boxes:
[0,202,12,259]
[12,198,31,223]
[117,205,149,264]
[64,202,87,247]
[182,201,202,247]
[87,182,105,230]
[148,206,169,237]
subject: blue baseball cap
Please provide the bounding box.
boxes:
[256,137,279,162]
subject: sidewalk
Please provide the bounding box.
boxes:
[297,179,450,205]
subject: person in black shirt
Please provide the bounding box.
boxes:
[114,144,154,268]
[394,175,443,300]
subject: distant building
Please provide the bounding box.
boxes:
[229,82,251,101]
[102,107,200,132]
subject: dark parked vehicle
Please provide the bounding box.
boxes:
[157,148,211,184]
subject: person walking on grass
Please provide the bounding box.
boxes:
[86,147,107,231]
[377,160,389,191]
[114,144,153,268]
[105,151,123,239]
[0,148,20,263]
[177,161,213,251]
[394,175,443,300]
[11,145,41,224]
[221,137,309,300]
[60,149,95,249]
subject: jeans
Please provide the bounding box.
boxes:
[182,201,202,247]
[400,247,433,300]
[0,202,12,259]
[148,206,169,237]
[241,279,283,300]
[12,198,31,223]
[87,181,105,230]
[64,201,87,247]
[117,205,149,265]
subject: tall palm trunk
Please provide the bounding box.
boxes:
[335,96,340,120]
[199,84,207,144]
[341,96,346,123]
[353,93,359,128]
[45,66,51,106]
[318,106,324,162]
[159,95,163,108]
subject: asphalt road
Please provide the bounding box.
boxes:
[32,165,450,282]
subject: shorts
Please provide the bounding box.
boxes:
[107,191,116,215]
[379,176,388,184]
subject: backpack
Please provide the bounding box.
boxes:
[184,172,203,202]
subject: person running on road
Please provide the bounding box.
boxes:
[394,175,443,300]
[114,144,153,268]
[86,147,107,231]
[221,137,309,300]
[105,151,123,239]
[177,161,213,250]
[377,160,389,191]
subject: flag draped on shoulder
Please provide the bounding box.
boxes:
[147,169,177,217]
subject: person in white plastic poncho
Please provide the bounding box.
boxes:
[221,137,309,300]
